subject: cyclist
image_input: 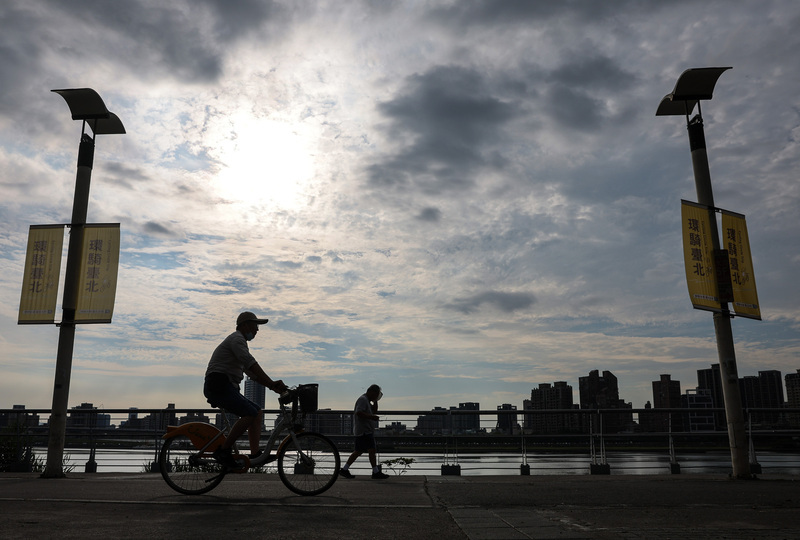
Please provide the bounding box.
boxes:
[204,311,287,466]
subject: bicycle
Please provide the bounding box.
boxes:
[159,383,340,496]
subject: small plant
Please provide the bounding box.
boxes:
[1,424,48,473]
[381,457,415,476]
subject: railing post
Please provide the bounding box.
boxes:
[520,432,530,475]
[747,411,762,474]
[669,413,681,474]
[590,411,610,475]
[441,409,461,475]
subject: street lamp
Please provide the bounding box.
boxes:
[656,68,751,479]
[42,88,125,478]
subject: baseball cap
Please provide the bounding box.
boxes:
[236,311,269,327]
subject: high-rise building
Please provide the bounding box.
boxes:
[697,364,725,430]
[415,407,449,435]
[305,411,353,435]
[244,376,266,430]
[453,402,481,434]
[0,405,39,428]
[524,382,577,434]
[682,388,715,431]
[415,404,482,435]
[786,369,800,428]
[244,376,266,409]
[496,404,518,434]
[578,370,632,433]
[646,374,682,432]
[738,370,784,426]
[756,370,785,426]
[66,402,111,429]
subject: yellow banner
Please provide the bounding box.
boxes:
[18,225,65,324]
[75,224,121,323]
[681,201,721,312]
[721,211,761,320]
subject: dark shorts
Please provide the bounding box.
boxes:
[204,372,260,418]
[354,432,376,453]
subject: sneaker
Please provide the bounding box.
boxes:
[339,469,354,479]
[371,471,389,480]
[213,447,236,467]
[249,450,263,460]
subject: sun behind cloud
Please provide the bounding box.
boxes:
[212,112,316,209]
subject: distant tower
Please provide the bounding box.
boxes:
[579,370,620,409]
[528,382,575,434]
[244,376,266,430]
[650,374,682,432]
[786,369,800,428]
[578,370,632,433]
[496,404,518,434]
[682,388,715,432]
[697,364,725,430]
[244,376,266,409]
[755,370,785,426]
[454,402,481,434]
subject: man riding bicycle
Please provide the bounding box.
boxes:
[204,311,287,466]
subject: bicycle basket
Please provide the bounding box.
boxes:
[297,383,319,412]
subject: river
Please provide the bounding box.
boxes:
[35,448,800,476]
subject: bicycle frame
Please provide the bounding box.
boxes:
[161,390,308,471]
[249,396,306,468]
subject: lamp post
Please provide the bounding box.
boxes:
[42,89,125,478]
[657,68,751,479]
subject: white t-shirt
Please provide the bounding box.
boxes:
[205,331,257,386]
[353,394,376,436]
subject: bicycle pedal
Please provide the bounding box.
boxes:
[229,455,251,473]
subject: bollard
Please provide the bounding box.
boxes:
[85,447,97,473]
[590,463,610,475]
[441,464,461,476]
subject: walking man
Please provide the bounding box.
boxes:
[340,384,389,479]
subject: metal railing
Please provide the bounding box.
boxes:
[2,407,799,475]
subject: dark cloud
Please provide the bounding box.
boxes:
[366,54,638,206]
[445,291,537,314]
[416,207,442,222]
[368,66,516,194]
[103,162,152,190]
[550,55,633,92]
[431,0,652,27]
[143,221,174,236]
[34,0,286,84]
[187,277,254,295]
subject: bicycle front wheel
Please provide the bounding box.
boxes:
[160,434,226,495]
[277,431,340,496]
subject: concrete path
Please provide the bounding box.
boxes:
[1,473,798,539]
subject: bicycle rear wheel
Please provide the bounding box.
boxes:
[160,434,226,495]
[277,431,340,496]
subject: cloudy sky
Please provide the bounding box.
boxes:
[1,0,799,416]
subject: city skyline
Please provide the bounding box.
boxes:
[4,363,797,415]
[2,2,800,414]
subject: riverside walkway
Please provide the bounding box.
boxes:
[1,472,798,539]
